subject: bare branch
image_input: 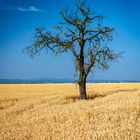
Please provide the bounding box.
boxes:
[24,0,121,96]
[85,27,114,42]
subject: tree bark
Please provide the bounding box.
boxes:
[79,79,87,99]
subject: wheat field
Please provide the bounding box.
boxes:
[0,83,140,140]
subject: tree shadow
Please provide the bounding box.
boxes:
[64,93,106,101]
[87,94,106,99]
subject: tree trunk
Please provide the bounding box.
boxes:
[79,79,87,99]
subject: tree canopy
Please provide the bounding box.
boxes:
[24,1,120,99]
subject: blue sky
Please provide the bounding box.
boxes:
[0,0,140,80]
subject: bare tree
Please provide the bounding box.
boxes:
[24,1,119,99]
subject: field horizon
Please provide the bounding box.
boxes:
[0,83,140,139]
[0,77,140,84]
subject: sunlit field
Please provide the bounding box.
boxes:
[0,83,140,140]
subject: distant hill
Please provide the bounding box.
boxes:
[0,78,139,84]
[0,78,74,84]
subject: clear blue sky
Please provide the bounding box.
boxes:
[0,0,140,80]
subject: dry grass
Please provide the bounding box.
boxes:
[0,83,140,140]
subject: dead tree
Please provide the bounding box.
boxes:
[24,1,119,99]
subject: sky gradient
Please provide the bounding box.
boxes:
[0,0,140,81]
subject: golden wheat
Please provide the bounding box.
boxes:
[0,83,140,140]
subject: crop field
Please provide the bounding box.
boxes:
[0,83,140,140]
